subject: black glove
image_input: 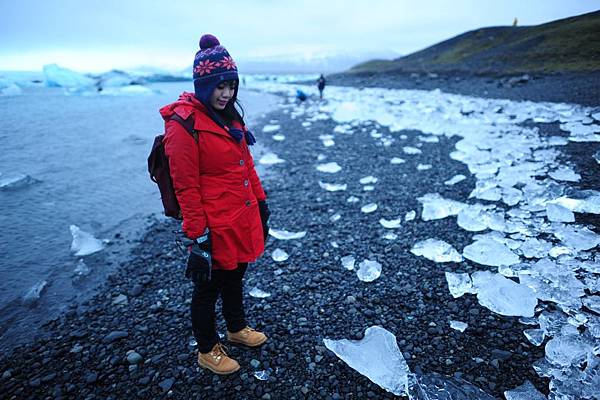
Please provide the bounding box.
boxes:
[258,200,270,243]
[185,229,212,284]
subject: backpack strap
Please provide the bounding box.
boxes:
[168,114,198,142]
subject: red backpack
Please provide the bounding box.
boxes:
[147,115,198,219]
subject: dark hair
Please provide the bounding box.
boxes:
[213,80,245,126]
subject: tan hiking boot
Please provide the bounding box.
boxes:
[227,326,267,347]
[198,343,240,375]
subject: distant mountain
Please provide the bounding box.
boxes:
[236,50,401,74]
[347,10,600,76]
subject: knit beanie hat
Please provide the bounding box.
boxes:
[193,34,239,105]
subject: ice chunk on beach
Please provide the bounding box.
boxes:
[463,238,520,267]
[524,329,545,346]
[271,248,289,262]
[411,239,463,263]
[323,326,410,396]
[361,203,378,213]
[319,134,335,147]
[359,176,378,184]
[444,174,466,185]
[316,162,342,173]
[43,64,95,88]
[471,271,537,317]
[272,134,285,141]
[259,152,285,165]
[390,157,406,164]
[457,204,492,232]
[551,190,600,214]
[330,213,341,222]
[549,166,581,182]
[417,163,432,171]
[318,181,347,192]
[405,211,416,221]
[379,218,401,229]
[546,203,575,222]
[249,287,271,298]
[69,225,104,256]
[594,149,600,164]
[357,260,382,282]
[347,196,359,203]
[408,372,495,400]
[418,193,466,221]
[341,255,356,270]
[262,124,280,133]
[504,380,546,400]
[403,146,422,155]
[363,185,375,191]
[449,320,468,332]
[553,225,600,251]
[22,280,48,305]
[332,102,360,123]
[269,228,306,240]
[445,272,475,298]
[545,334,594,367]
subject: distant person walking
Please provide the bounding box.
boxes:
[159,34,270,375]
[317,74,326,100]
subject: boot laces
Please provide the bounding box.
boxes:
[210,343,229,361]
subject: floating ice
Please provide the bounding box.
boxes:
[73,259,91,276]
[549,166,581,182]
[357,260,382,282]
[318,181,347,192]
[249,287,271,298]
[0,173,39,190]
[262,124,280,133]
[463,238,520,267]
[449,320,468,332]
[272,134,285,141]
[417,164,432,171]
[259,152,285,165]
[504,380,546,400]
[347,196,360,203]
[379,218,401,229]
[70,225,104,256]
[411,239,463,263]
[445,272,475,298]
[0,79,22,96]
[418,193,466,221]
[43,64,95,88]
[444,174,466,185]
[546,203,575,222]
[341,255,356,271]
[405,211,416,221]
[22,280,48,305]
[361,203,378,213]
[403,146,422,155]
[359,176,378,184]
[271,248,289,262]
[269,228,306,240]
[316,162,342,173]
[553,225,600,251]
[323,326,410,396]
[390,157,406,164]
[471,271,537,317]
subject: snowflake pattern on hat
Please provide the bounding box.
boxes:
[194,60,218,76]
[219,56,237,70]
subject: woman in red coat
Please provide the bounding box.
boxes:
[160,34,270,375]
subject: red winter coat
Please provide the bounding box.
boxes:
[160,92,267,270]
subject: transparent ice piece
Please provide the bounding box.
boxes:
[545,334,593,367]
[519,238,552,259]
[553,225,600,251]
[269,228,306,240]
[356,260,382,282]
[341,255,356,271]
[417,193,466,221]
[463,238,520,267]
[445,272,475,298]
[254,369,271,381]
[444,174,466,185]
[503,380,546,400]
[73,259,90,276]
[471,271,537,317]
[411,239,463,263]
[546,203,575,222]
[249,287,271,298]
[361,203,378,213]
[316,162,342,173]
[379,218,402,229]
[408,372,495,400]
[22,280,48,304]
[271,248,289,262]
[323,326,410,396]
[524,329,545,346]
[449,320,468,332]
[549,166,581,182]
[70,225,104,256]
[259,152,285,165]
[188,337,197,347]
[318,181,347,192]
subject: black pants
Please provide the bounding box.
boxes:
[191,263,248,353]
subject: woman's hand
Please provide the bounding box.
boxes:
[258,200,270,244]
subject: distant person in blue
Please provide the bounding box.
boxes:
[317,74,326,100]
[296,89,307,102]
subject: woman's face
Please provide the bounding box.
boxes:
[210,80,236,110]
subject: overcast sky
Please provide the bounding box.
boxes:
[1,0,598,72]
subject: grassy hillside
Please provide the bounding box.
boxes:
[349,10,600,75]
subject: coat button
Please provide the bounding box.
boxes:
[244,179,249,186]
[239,160,244,166]
[245,200,251,207]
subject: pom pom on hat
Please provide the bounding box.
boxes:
[199,34,220,50]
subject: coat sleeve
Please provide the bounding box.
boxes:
[244,145,267,201]
[163,120,207,239]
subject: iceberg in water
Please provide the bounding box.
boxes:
[43,64,96,88]
[259,152,285,165]
[323,326,410,396]
[0,77,22,96]
[357,260,382,282]
[411,239,463,263]
[69,225,104,256]
[269,228,306,240]
[0,173,40,190]
[22,280,48,305]
[471,271,537,317]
